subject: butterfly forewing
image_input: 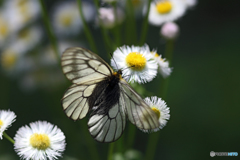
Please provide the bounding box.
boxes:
[61,47,113,85]
[120,79,160,131]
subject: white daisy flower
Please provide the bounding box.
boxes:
[111,44,158,84]
[148,0,187,26]
[97,7,125,29]
[151,52,172,78]
[52,1,95,37]
[144,96,170,132]
[14,121,66,160]
[0,110,16,139]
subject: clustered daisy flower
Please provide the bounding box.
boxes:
[14,121,66,160]
[0,110,16,139]
[144,96,170,132]
[111,44,158,84]
[151,51,172,78]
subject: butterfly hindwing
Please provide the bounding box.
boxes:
[61,47,113,85]
[88,99,126,143]
[62,83,96,120]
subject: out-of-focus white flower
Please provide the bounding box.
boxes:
[11,26,43,54]
[0,110,16,139]
[0,14,12,48]
[1,44,35,75]
[160,22,179,40]
[14,121,66,160]
[182,0,197,8]
[53,1,95,36]
[148,0,187,26]
[97,7,125,28]
[151,52,172,78]
[111,44,158,84]
[3,0,40,32]
[143,96,170,132]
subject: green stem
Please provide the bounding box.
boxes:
[39,0,60,64]
[77,0,97,53]
[113,3,121,47]
[107,142,115,160]
[127,124,136,149]
[139,0,152,45]
[125,0,137,45]
[3,132,15,144]
[93,0,114,53]
[79,119,100,160]
[144,132,160,160]
[165,40,174,65]
[145,40,175,160]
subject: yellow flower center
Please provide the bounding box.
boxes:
[1,51,17,69]
[60,15,73,27]
[0,120,3,128]
[18,29,31,41]
[17,0,30,22]
[30,133,51,150]
[151,107,160,119]
[152,52,159,58]
[0,22,8,37]
[156,1,172,14]
[125,52,146,71]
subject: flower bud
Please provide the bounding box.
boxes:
[160,22,179,40]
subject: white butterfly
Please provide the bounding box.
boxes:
[61,47,160,143]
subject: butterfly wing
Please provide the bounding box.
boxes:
[61,47,113,85]
[62,84,96,120]
[88,97,126,143]
[61,47,113,120]
[120,79,160,131]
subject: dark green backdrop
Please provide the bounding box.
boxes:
[0,0,240,160]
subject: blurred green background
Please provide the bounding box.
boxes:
[0,0,240,160]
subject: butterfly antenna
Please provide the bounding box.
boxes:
[110,52,119,70]
[122,65,135,71]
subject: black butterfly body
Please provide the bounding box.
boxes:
[61,47,160,142]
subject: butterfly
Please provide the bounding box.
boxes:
[61,47,160,143]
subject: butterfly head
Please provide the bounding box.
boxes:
[113,70,123,79]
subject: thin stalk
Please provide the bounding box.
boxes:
[93,0,114,52]
[39,0,60,64]
[107,142,115,160]
[113,3,121,47]
[144,132,160,160]
[127,123,136,149]
[77,0,97,53]
[125,0,137,44]
[3,132,15,144]
[139,0,152,45]
[79,119,100,160]
[145,40,175,160]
